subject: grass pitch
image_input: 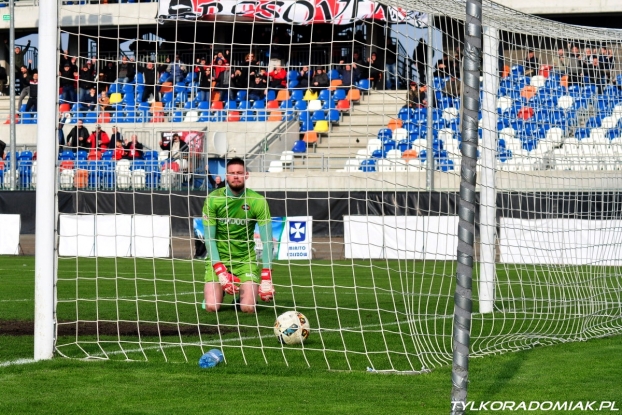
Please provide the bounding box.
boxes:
[1,255,621,414]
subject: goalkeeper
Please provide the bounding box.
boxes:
[202,157,274,313]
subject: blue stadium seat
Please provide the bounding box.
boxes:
[398,107,413,122]
[291,90,304,102]
[377,128,392,140]
[333,89,347,102]
[357,79,370,91]
[359,159,376,172]
[328,69,340,80]
[251,100,266,110]
[574,128,590,140]
[294,100,308,111]
[311,110,326,122]
[291,140,307,154]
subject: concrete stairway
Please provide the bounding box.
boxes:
[293,90,408,170]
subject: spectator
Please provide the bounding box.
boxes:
[268,64,287,89]
[117,56,136,83]
[366,52,383,89]
[4,38,31,93]
[167,54,186,83]
[194,57,209,74]
[384,38,398,89]
[59,62,77,103]
[139,61,159,103]
[248,69,267,101]
[298,66,311,89]
[213,175,225,189]
[310,67,329,93]
[212,51,229,66]
[78,63,94,103]
[585,56,606,93]
[160,133,188,161]
[24,72,39,113]
[523,50,538,77]
[197,66,213,102]
[413,39,428,85]
[17,65,33,111]
[337,63,360,88]
[0,63,7,95]
[212,57,229,80]
[82,87,98,111]
[98,91,111,112]
[407,82,426,108]
[110,126,122,144]
[66,120,90,152]
[241,52,259,87]
[123,134,144,160]
[102,60,117,85]
[230,68,247,100]
[599,46,614,82]
[560,45,583,84]
[87,125,111,150]
[113,139,125,161]
[434,54,455,79]
[214,63,231,100]
[443,76,461,98]
[0,139,6,159]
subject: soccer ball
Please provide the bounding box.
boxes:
[273,311,310,345]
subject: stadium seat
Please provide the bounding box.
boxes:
[268,111,283,122]
[291,90,304,102]
[346,89,361,103]
[359,159,376,172]
[227,111,241,122]
[267,100,279,109]
[303,90,318,101]
[275,90,290,102]
[314,120,329,133]
[251,100,266,110]
[303,132,319,151]
[336,99,351,112]
[307,100,322,112]
[387,119,403,131]
[292,140,307,154]
[311,110,326,122]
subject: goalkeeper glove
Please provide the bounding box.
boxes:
[213,262,240,295]
[258,269,274,302]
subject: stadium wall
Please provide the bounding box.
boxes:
[2,190,621,237]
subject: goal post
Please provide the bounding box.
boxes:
[33,0,59,362]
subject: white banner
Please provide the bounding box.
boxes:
[0,214,21,255]
[276,216,313,260]
[59,214,171,258]
[500,218,622,265]
[344,216,458,260]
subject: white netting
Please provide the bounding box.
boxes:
[41,0,622,371]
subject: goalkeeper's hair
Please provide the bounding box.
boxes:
[226,157,246,170]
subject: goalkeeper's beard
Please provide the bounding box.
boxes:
[227,180,245,193]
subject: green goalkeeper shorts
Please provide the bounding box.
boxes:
[204,260,260,284]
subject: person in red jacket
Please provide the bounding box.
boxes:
[113,139,125,160]
[268,64,287,89]
[87,125,111,150]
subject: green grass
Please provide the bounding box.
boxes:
[1,255,621,414]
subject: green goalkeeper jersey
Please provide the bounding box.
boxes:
[202,186,272,266]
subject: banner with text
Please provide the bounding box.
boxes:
[158,0,427,25]
[194,215,313,260]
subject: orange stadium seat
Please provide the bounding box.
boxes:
[346,89,361,103]
[329,79,343,91]
[227,111,241,122]
[387,119,403,131]
[276,90,290,102]
[268,111,283,121]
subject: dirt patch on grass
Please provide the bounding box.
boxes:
[0,320,235,337]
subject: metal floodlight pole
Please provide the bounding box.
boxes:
[34,0,58,361]
[9,0,16,190]
[450,0,482,413]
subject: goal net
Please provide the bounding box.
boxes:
[41,0,622,371]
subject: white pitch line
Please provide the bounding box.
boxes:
[0,358,36,367]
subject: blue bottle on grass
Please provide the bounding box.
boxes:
[198,349,224,368]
